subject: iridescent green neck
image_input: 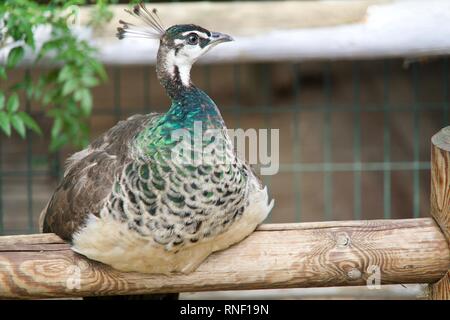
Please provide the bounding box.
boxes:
[166,86,224,128]
[134,84,225,159]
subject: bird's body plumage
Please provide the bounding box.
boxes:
[40,3,273,274]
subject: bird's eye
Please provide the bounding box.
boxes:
[187,33,199,45]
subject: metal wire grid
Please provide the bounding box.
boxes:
[0,58,449,235]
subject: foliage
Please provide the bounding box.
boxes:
[0,0,118,151]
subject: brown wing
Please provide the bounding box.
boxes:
[40,114,159,241]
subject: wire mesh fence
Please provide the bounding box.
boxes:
[0,57,448,235]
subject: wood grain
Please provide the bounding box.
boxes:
[0,218,448,299]
[429,127,450,300]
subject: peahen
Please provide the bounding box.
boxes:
[39,3,274,296]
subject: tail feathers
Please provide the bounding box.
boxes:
[38,201,50,233]
[262,185,275,215]
[268,198,275,213]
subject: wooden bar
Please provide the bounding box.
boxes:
[2,1,450,65]
[429,126,450,300]
[0,218,448,299]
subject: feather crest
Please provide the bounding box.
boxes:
[117,3,165,40]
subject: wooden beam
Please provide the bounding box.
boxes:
[3,0,450,66]
[0,218,448,299]
[73,1,450,64]
[429,126,450,300]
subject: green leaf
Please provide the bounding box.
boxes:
[6,93,19,113]
[75,89,92,116]
[18,112,42,135]
[64,100,78,115]
[24,28,35,50]
[57,65,73,83]
[0,67,6,80]
[51,116,62,139]
[74,89,83,102]
[81,75,99,87]
[33,77,46,100]
[50,133,69,152]
[22,72,33,98]
[11,114,26,138]
[62,79,78,96]
[37,40,60,61]
[0,112,11,136]
[7,46,25,68]
[80,91,93,116]
[42,90,56,106]
[90,60,108,82]
[0,93,4,110]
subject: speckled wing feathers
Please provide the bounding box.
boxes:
[99,123,252,251]
[40,114,160,240]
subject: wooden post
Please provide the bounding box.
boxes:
[429,126,450,300]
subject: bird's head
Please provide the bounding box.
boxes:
[161,24,233,65]
[117,3,233,89]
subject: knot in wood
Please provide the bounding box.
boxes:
[336,232,350,247]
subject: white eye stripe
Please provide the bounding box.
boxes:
[181,30,209,39]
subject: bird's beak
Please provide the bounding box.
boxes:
[210,32,234,44]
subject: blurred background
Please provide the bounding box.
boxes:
[1,0,449,299]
